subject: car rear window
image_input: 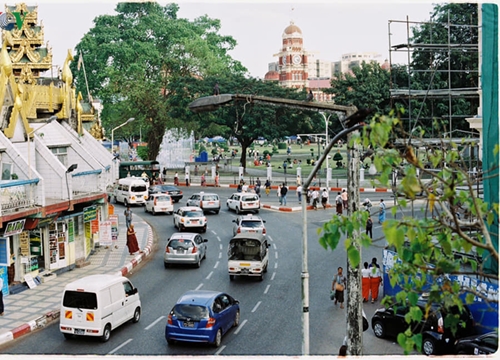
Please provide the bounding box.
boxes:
[185,211,203,217]
[173,304,209,321]
[131,184,147,192]
[242,195,259,201]
[168,239,194,249]
[241,220,263,228]
[63,290,98,309]
[156,195,170,201]
[202,195,218,201]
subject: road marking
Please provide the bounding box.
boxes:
[264,284,271,294]
[268,236,274,242]
[196,283,204,290]
[271,272,276,280]
[219,243,223,250]
[274,263,278,269]
[145,316,165,330]
[219,252,222,259]
[275,252,278,259]
[206,271,213,280]
[251,301,261,313]
[211,230,216,235]
[108,338,133,355]
[214,261,219,268]
[272,243,277,250]
[217,236,221,242]
[234,319,247,334]
[214,345,226,355]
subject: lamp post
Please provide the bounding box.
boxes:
[111,117,135,156]
[66,164,78,210]
[320,112,331,190]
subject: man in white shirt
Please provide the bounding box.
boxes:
[311,189,319,209]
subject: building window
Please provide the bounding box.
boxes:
[50,147,68,167]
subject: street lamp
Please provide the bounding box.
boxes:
[320,112,331,190]
[111,117,135,156]
[66,164,78,210]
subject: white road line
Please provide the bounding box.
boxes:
[273,243,277,250]
[206,271,213,280]
[275,252,278,259]
[218,252,222,259]
[274,263,278,269]
[251,301,262,313]
[219,243,223,250]
[214,261,219,269]
[234,319,247,335]
[268,236,274,242]
[217,236,221,242]
[214,345,226,356]
[145,316,165,330]
[264,284,271,294]
[211,230,217,234]
[108,338,133,355]
[196,283,204,290]
[271,272,276,281]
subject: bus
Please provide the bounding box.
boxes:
[119,161,160,179]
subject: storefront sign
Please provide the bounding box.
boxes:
[37,215,58,228]
[4,219,26,236]
[19,231,30,256]
[85,222,92,257]
[68,219,74,243]
[110,215,119,241]
[84,205,97,222]
[0,238,9,267]
[99,221,112,246]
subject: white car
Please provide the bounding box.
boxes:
[186,192,221,214]
[226,193,260,214]
[145,194,174,215]
[173,206,207,233]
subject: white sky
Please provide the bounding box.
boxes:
[32,0,438,78]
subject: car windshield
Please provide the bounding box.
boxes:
[242,195,258,201]
[173,304,209,321]
[168,239,193,250]
[185,211,203,217]
[203,195,218,201]
[241,220,263,228]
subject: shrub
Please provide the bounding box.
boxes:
[278,142,287,150]
[137,146,148,160]
[272,146,279,154]
[333,151,343,162]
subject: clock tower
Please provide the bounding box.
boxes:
[274,21,309,89]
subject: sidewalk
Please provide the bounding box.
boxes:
[0,212,154,347]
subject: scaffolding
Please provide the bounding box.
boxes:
[388,13,480,138]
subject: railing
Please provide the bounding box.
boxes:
[0,179,39,214]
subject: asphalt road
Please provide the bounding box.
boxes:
[3,187,413,357]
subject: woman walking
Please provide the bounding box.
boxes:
[361,262,371,302]
[378,199,386,224]
[366,216,373,239]
[126,225,141,255]
[369,257,382,303]
[265,179,271,196]
[332,267,347,309]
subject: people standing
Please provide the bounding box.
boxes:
[255,178,262,197]
[321,188,329,210]
[162,167,167,182]
[369,257,382,303]
[126,225,141,255]
[296,174,301,186]
[185,172,190,186]
[335,192,343,215]
[124,206,133,229]
[280,183,288,206]
[242,182,249,192]
[277,184,282,204]
[265,178,271,196]
[306,188,312,205]
[201,173,206,187]
[311,188,319,209]
[361,262,371,302]
[174,172,179,186]
[215,172,220,187]
[341,189,348,210]
[378,199,386,224]
[366,216,373,239]
[332,266,347,309]
[296,184,303,204]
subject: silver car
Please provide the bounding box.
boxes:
[186,192,221,214]
[164,232,208,268]
[232,215,267,236]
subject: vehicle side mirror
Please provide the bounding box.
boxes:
[263,220,266,223]
[203,239,208,242]
[232,220,236,223]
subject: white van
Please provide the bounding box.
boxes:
[60,274,141,342]
[114,177,149,206]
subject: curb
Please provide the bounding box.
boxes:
[0,222,155,347]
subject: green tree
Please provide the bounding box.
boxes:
[71,2,245,160]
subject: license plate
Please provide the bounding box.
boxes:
[161,208,167,210]
[249,230,256,232]
[191,220,198,223]
[183,321,194,328]
[241,269,249,274]
[75,328,85,335]
[240,263,251,267]
[177,249,185,254]
[208,202,214,205]
[247,203,254,206]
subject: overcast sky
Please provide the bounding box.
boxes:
[34,0,437,78]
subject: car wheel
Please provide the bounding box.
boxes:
[203,249,207,260]
[215,210,220,214]
[233,310,240,327]
[173,219,177,229]
[229,275,234,281]
[144,206,148,213]
[167,338,175,345]
[132,307,141,323]
[255,209,259,214]
[202,226,207,233]
[422,337,436,356]
[264,263,268,273]
[213,329,222,348]
[63,333,73,340]
[373,321,385,338]
[195,258,201,268]
[235,207,240,214]
[124,199,128,207]
[101,324,111,342]
[113,196,117,204]
[152,208,156,216]
[259,273,264,281]
[164,262,169,269]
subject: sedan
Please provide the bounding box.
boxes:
[173,206,207,233]
[165,290,240,347]
[454,331,498,355]
[226,193,260,214]
[187,192,221,214]
[164,232,208,268]
[232,214,266,236]
[144,194,174,215]
[149,184,183,202]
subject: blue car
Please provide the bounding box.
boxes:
[165,290,240,347]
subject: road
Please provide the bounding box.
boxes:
[3,187,414,357]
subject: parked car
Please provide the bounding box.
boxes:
[164,232,208,268]
[371,298,475,355]
[187,192,221,214]
[173,206,207,233]
[226,193,260,214]
[232,214,266,236]
[165,290,240,347]
[454,331,498,355]
[149,184,183,202]
[144,194,174,215]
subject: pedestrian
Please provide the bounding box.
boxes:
[296,184,302,204]
[362,198,373,212]
[378,199,386,224]
[280,183,288,206]
[126,225,141,255]
[185,172,190,186]
[332,266,346,309]
[265,178,271,196]
[341,189,348,210]
[162,167,167,182]
[361,261,371,302]
[306,188,312,205]
[194,165,198,176]
[335,192,343,215]
[339,345,347,356]
[124,206,133,229]
[277,184,282,204]
[174,172,179,186]
[0,276,4,316]
[215,172,220,187]
[296,174,301,186]
[255,181,261,197]
[369,257,382,303]
[242,181,249,192]
[366,216,373,239]
[311,188,319,209]
[321,188,329,210]
[201,173,206,186]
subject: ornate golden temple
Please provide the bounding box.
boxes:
[0,2,102,139]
